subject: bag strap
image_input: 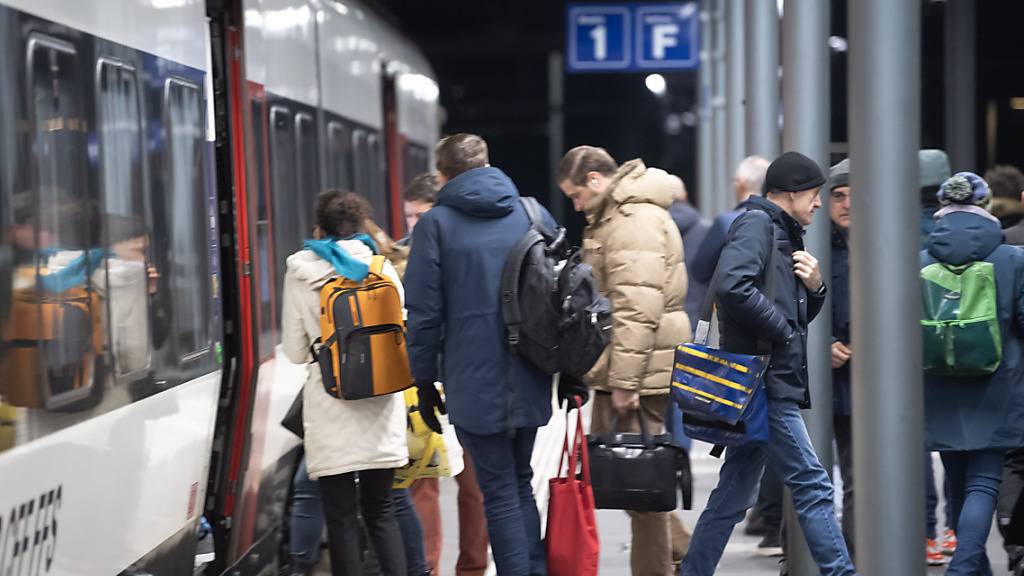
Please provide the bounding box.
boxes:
[557,396,591,485]
[695,211,777,356]
[369,254,386,276]
[608,403,654,449]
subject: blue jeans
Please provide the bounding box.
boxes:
[456,426,545,576]
[941,450,1005,576]
[393,488,429,576]
[680,399,856,576]
[291,456,325,572]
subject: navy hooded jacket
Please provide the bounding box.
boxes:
[404,166,555,435]
[923,211,1024,451]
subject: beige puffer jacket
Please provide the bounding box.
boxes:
[281,239,408,479]
[582,160,691,395]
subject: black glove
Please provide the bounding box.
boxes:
[557,373,590,409]
[416,381,446,434]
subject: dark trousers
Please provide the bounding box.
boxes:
[942,450,1005,576]
[456,426,545,576]
[319,469,407,576]
[393,488,429,576]
[757,467,785,531]
[833,414,856,560]
[998,448,1024,569]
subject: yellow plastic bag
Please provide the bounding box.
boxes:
[394,387,464,488]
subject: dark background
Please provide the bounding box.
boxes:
[374,0,1024,241]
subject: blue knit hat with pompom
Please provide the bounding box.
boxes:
[937,172,991,210]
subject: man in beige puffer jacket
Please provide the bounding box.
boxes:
[557,146,692,576]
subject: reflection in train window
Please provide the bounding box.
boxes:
[97,59,152,380]
[0,35,104,412]
[326,120,352,190]
[295,112,318,237]
[164,79,211,361]
[352,128,369,201]
[250,98,274,357]
[269,105,296,325]
[366,133,387,225]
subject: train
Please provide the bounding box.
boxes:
[0,0,440,574]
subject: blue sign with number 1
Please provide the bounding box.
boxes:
[566,3,699,73]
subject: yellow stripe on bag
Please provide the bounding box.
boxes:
[672,382,745,409]
[677,346,750,374]
[674,363,752,394]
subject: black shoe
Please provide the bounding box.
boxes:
[756,532,784,557]
[778,557,789,576]
[744,513,768,536]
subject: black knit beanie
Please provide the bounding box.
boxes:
[762,151,826,195]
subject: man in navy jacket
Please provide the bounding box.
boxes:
[405,133,555,576]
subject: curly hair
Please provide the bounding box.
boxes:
[315,189,371,238]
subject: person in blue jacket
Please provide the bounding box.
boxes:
[404,133,561,576]
[922,172,1024,576]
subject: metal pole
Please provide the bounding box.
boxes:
[547,51,565,223]
[712,0,728,216]
[781,0,831,573]
[697,0,715,217]
[849,1,925,575]
[744,0,779,160]
[726,0,746,205]
[944,0,976,172]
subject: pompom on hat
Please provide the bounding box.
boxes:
[937,172,992,210]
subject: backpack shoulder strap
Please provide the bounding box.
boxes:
[519,196,543,229]
[500,228,545,346]
[369,255,386,276]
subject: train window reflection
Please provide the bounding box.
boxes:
[366,133,387,226]
[327,120,352,190]
[295,112,318,237]
[97,60,152,380]
[269,105,295,334]
[0,35,104,412]
[164,79,210,361]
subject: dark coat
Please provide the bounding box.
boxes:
[1005,221,1024,247]
[690,209,742,286]
[715,196,827,407]
[923,210,1024,451]
[669,201,711,327]
[831,228,852,415]
[404,167,554,436]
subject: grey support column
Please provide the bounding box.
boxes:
[944,0,976,172]
[697,1,715,217]
[712,0,729,215]
[547,51,565,223]
[744,0,779,159]
[781,0,832,573]
[849,1,925,575]
[726,0,746,197]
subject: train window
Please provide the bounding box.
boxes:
[366,133,388,225]
[352,128,369,199]
[164,78,211,361]
[249,97,274,357]
[97,59,152,379]
[269,105,297,325]
[0,34,101,413]
[326,121,352,190]
[295,112,318,236]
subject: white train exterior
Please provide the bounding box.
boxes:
[0,0,439,573]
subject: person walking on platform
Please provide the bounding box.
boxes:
[398,172,490,576]
[282,190,409,576]
[680,152,855,576]
[922,172,1024,576]
[557,145,692,576]
[405,134,555,576]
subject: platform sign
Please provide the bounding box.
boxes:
[567,5,631,71]
[635,3,699,69]
[566,3,699,73]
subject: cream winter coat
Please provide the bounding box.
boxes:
[281,239,408,479]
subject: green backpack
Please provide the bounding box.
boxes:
[920,261,1002,376]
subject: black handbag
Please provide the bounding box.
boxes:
[587,407,691,512]
[281,389,304,439]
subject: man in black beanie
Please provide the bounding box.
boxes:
[681,151,856,576]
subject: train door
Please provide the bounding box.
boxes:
[382,71,404,237]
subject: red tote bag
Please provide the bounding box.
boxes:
[547,397,600,576]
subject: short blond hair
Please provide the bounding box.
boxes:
[435,134,489,179]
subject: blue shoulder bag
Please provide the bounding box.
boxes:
[671,225,775,457]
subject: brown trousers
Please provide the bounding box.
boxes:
[410,455,489,576]
[591,392,691,576]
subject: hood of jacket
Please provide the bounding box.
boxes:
[286,239,372,288]
[586,160,678,223]
[437,166,518,219]
[737,195,806,249]
[927,210,1003,266]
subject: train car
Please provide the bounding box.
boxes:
[0,0,440,573]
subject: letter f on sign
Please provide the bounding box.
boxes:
[652,23,679,59]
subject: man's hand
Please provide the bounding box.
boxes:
[792,250,823,292]
[611,388,640,414]
[831,341,852,369]
[416,381,446,434]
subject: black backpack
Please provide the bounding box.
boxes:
[500,197,611,377]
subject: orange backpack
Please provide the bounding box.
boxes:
[313,255,412,400]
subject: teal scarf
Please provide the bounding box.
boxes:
[38,248,109,293]
[303,234,379,281]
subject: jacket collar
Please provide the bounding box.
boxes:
[739,195,806,249]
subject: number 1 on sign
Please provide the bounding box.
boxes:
[589,24,607,61]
